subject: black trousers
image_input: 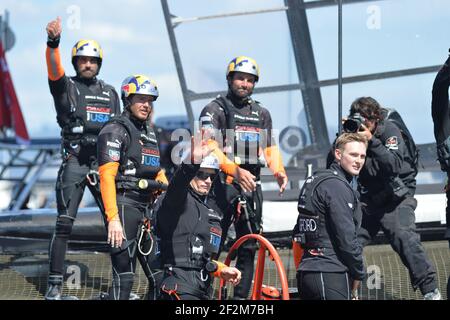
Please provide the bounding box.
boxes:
[445,172,450,244]
[158,267,211,300]
[357,195,437,295]
[445,172,450,299]
[297,271,351,300]
[108,194,162,300]
[49,154,105,276]
[211,178,263,299]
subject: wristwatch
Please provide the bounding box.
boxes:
[205,261,218,273]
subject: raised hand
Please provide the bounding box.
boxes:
[46,17,62,39]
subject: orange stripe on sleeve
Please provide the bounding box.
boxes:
[206,139,238,177]
[263,145,286,176]
[99,162,120,222]
[211,260,227,278]
[46,47,65,81]
[155,169,169,186]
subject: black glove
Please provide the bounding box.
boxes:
[47,36,60,48]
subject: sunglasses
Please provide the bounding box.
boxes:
[195,171,218,181]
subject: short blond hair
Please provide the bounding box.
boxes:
[335,133,368,152]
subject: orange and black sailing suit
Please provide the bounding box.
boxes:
[199,93,286,299]
[97,111,168,300]
[46,37,120,284]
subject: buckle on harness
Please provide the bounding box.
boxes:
[235,197,247,222]
[161,283,180,300]
[137,218,154,256]
[86,170,99,186]
[307,248,325,256]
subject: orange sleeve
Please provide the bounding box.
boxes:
[155,169,169,185]
[211,260,227,278]
[99,162,120,222]
[292,240,304,270]
[263,145,286,176]
[206,140,238,177]
[46,46,65,81]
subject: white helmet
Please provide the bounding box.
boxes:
[226,56,260,81]
[200,154,220,170]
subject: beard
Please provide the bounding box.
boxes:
[230,85,253,101]
[78,68,97,79]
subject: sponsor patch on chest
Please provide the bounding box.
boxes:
[385,136,399,150]
[108,149,120,161]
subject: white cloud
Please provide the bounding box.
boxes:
[75,22,157,45]
[151,72,186,117]
[0,0,40,16]
[8,43,47,74]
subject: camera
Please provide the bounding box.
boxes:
[343,113,365,133]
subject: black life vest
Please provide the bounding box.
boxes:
[62,78,115,145]
[158,191,222,269]
[213,95,264,172]
[109,114,161,190]
[293,169,359,249]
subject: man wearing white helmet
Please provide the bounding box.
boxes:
[97,74,168,300]
[45,17,120,300]
[155,146,241,300]
[199,56,288,299]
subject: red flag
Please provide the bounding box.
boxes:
[0,69,11,129]
[0,42,30,144]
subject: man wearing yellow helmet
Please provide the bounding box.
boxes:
[199,56,288,299]
[97,75,168,300]
[45,17,121,300]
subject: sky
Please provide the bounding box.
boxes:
[2,0,450,161]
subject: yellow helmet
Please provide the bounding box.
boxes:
[121,74,159,106]
[226,56,259,81]
[71,39,103,71]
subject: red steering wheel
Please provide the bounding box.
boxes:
[218,234,290,300]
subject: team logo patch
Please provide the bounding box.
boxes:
[385,136,399,150]
[86,106,110,123]
[210,226,222,251]
[108,149,120,161]
[142,148,160,167]
[107,140,121,148]
[235,125,260,142]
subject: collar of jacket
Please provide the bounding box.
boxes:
[123,110,146,131]
[74,75,98,86]
[330,161,354,184]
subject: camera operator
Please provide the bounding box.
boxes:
[346,97,440,300]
